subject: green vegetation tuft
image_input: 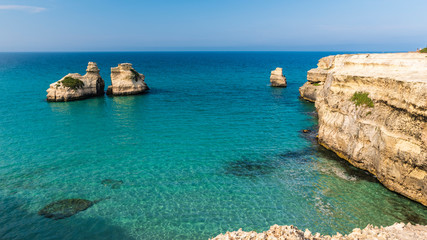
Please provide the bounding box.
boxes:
[61,77,84,90]
[420,48,427,53]
[351,91,374,108]
[312,82,321,86]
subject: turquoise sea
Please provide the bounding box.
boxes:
[0,52,426,240]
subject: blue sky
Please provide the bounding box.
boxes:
[0,0,426,51]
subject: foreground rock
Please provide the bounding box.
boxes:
[107,63,149,96]
[211,223,427,240]
[301,53,427,206]
[46,62,105,102]
[270,67,287,87]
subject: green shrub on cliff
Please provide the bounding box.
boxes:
[420,48,427,53]
[351,92,374,108]
[61,77,84,89]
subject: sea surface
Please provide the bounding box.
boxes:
[0,52,426,240]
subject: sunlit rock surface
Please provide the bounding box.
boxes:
[107,63,149,96]
[300,53,427,205]
[270,67,287,87]
[46,62,105,102]
[211,223,427,240]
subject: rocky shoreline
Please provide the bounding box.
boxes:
[211,223,427,240]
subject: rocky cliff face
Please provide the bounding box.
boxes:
[46,62,105,102]
[298,56,335,102]
[107,63,149,96]
[270,67,287,87]
[302,53,427,205]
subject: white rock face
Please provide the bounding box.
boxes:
[270,67,287,87]
[107,63,149,96]
[211,223,427,240]
[299,56,334,102]
[303,53,427,205]
[46,62,104,102]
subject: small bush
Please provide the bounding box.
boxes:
[312,82,321,86]
[351,91,374,108]
[420,48,427,53]
[61,77,84,90]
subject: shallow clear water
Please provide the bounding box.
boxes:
[0,52,426,240]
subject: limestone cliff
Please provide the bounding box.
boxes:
[107,63,149,96]
[302,53,427,205]
[270,67,287,87]
[46,62,105,102]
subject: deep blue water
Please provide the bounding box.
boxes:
[0,52,426,240]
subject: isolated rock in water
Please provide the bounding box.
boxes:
[38,199,95,220]
[270,67,287,87]
[46,62,105,102]
[101,179,123,189]
[107,63,149,96]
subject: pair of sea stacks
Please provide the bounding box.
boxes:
[270,67,287,87]
[46,62,149,102]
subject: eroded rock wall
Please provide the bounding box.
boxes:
[305,53,427,205]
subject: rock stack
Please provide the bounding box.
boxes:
[270,67,287,87]
[46,62,105,102]
[107,63,149,96]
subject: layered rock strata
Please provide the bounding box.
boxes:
[46,62,104,102]
[298,56,335,102]
[211,223,427,240]
[301,53,427,205]
[270,67,287,87]
[107,63,149,96]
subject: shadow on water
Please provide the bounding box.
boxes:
[224,156,277,178]
[383,194,427,225]
[0,195,135,240]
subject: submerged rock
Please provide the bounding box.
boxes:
[101,179,123,189]
[270,67,287,87]
[225,157,276,177]
[46,62,105,102]
[107,63,149,96]
[38,198,98,220]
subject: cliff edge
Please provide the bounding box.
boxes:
[301,53,427,205]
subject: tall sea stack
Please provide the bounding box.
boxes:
[107,63,149,96]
